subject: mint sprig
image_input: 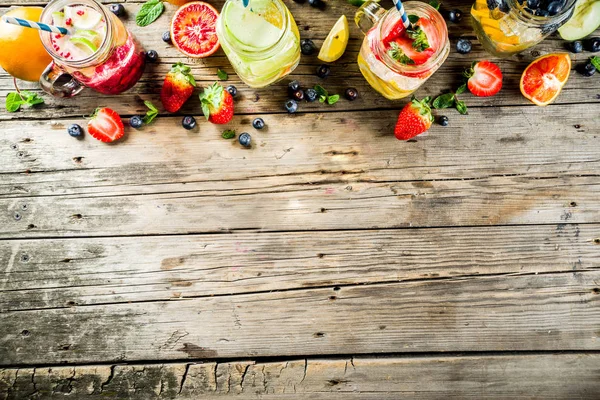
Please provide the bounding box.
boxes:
[217,69,228,81]
[136,0,164,27]
[222,129,236,139]
[432,84,468,115]
[142,100,159,124]
[313,85,339,105]
[5,91,44,113]
[591,56,600,72]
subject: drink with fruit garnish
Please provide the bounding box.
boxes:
[355,1,449,100]
[216,0,300,88]
[471,0,576,57]
[38,0,145,97]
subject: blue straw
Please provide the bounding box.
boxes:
[1,15,69,35]
[391,0,410,28]
[243,0,249,7]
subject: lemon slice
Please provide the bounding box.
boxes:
[318,15,349,62]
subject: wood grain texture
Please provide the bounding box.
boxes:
[0,1,599,120]
[2,355,600,399]
[2,271,599,364]
[1,224,598,311]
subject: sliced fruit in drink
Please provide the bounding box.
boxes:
[558,0,600,40]
[171,1,220,58]
[52,11,66,26]
[318,15,349,62]
[69,36,98,55]
[520,53,571,106]
[65,6,102,29]
[223,1,282,48]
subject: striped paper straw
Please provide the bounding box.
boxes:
[391,0,410,28]
[1,15,69,35]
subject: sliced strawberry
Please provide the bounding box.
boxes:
[465,60,503,97]
[87,108,124,143]
[394,96,434,140]
[199,83,234,125]
[160,63,196,113]
[382,18,406,44]
[390,35,435,65]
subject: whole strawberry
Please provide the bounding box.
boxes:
[160,62,196,113]
[394,96,434,140]
[199,83,234,125]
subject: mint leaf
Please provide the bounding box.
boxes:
[327,94,340,105]
[387,42,414,65]
[222,129,236,139]
[142,100,159,124]
[591,56,600,72]
[456,100,468,115]
[144,100,158,113]
[429,0,440,10]
[406,25,430,52]
[21,91,44,106]
[314,84,328,97]
[6,93,23,112]
[408,14,419,24]
[456,83,467,95]
[217,69,228,81]
[433,92,455,109]
[136,0,164,27]
[319,95,326,103]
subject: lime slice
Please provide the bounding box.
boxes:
[558,0,600,41]
[223,1,283,48]
[52,11,66,27]
[318,15,349,62]
[74,29,101,46]
[69,36,98,55]
[65,6,102,30]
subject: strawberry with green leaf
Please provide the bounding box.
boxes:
[394,96,434,140]
[199,83,234,125]
[160,63,196,113]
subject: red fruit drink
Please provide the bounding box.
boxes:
[356,1,449,100]
[39,0,145,97]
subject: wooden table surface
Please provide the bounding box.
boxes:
[1,0,600,397]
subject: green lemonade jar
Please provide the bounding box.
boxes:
[216,0,301,88]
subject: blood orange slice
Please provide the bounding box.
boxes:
[520,53,571,106]
[171,1,220,58]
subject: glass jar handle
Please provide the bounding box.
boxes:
[355,1,386,35]
[39,62,84,98]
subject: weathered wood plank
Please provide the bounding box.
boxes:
[1,1,598,120]
[1,271,599,364]
[2,354,600,399]
[0,224,596,311]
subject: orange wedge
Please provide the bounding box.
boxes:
[520,53,571,106]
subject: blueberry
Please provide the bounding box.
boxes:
[285,99,298,113]
[568,40,583,53]
[252,117,265,130]
[535,8,549,16]
[301,39,316,55]
[546,1,563,15]
[527,0,540,8]
[577,62,596,77]
[145,50,158,63]
[288,80,301,93]
[447,9,462,23]
[308,0,326,9]
[109,4,124,16]
[292,89,305,101]
[305,88,318,102]
[162,31,172,44]
[226,85,238,97]
[316,64,331,78]
[456,38,472,54]
[238,132,251,147]
[487,0,508,12]
[129,115,143,129]
[182,115,196,130]
[292,0,306,3]
[344,87,358,101]
[583,37,600,52]
[67,124,83,137]
[438,116,449,126]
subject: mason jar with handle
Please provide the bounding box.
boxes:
[355,1,449,100]
[38,0,146,97]
[216,0,300,88]
[471,0,576,57]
